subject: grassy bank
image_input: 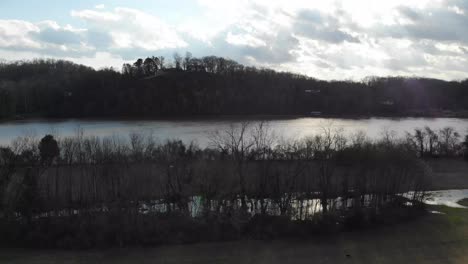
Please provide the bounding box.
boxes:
[0,204,467,264]
[458,199,468,207]
[429,159,468,190]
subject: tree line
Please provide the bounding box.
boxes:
[1,56,468,119]
[121,52,244,77]
[2,124,466,248]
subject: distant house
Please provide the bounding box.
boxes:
[380,100,394,106]
[305,89,321,94]
[309,111,322,116]
[144,68,177,79]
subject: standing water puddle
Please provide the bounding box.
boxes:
[424,189,468,208]
[37,189,468,219]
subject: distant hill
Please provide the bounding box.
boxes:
[0,57,467,119]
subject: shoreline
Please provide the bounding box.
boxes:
[2,113,468,124]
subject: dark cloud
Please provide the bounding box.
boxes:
[447,0,468,12]
[396,6,422,21]
[0,44,94,58]
[197,7,360,67]
[294,9,360,43]
[297,27,360,43]
[34,28,83,45]
[314,60,333,69]
[213,29,299,64]
[296,9,324,24]
[373,5,468,43]
[385,55,428,71]
[86,30,113,49]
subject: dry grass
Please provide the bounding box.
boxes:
[458,199,468,207]
[1,205,467,264]
[428,158,468,190]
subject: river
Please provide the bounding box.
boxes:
[0,117,467,146]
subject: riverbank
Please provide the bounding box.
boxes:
[3,112,468,124]
[1,204,467,264]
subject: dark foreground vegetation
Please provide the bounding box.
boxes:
[1,123,467,248]
[1,55,468,119]
[3,203,467,264]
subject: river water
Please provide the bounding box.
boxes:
[0,117,467,146]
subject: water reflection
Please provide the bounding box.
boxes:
[424,189,468,208]
[38,190,467,220]
[143,190,468,219]
[1,117,468,147]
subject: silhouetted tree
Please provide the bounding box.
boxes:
[158,56,165,69]
[143,57,158,76]
[173,53,182,70]
[425,127,438,157]
[39,135,59,165]
[183,52,192,71]
[133,58,144,78]
[438,127,460,157]
[463,135,468,161]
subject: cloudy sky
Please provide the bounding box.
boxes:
[0,0,467,80]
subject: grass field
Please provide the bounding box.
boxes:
[458,199,468,207]
[428,158,468,190]
[0,204,467,264]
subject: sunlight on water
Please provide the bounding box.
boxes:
[424,189,468,208]
[1,117,467,147]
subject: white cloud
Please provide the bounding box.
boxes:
[71,7,187,51]
[226,32,267,47]
[0,1,468,81]
[70,9,120,23]
[0,20,41,49]
[0,19,93,58]
[448,5,465,15]
[67,51,129,69]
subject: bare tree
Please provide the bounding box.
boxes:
[158,56,165,69]
[209,122,253,211]
[438,127,460,156]
[425,127,438,157]
[173,53,182,70]
[183,52,192,71]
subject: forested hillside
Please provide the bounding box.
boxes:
[1,55,468,119]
